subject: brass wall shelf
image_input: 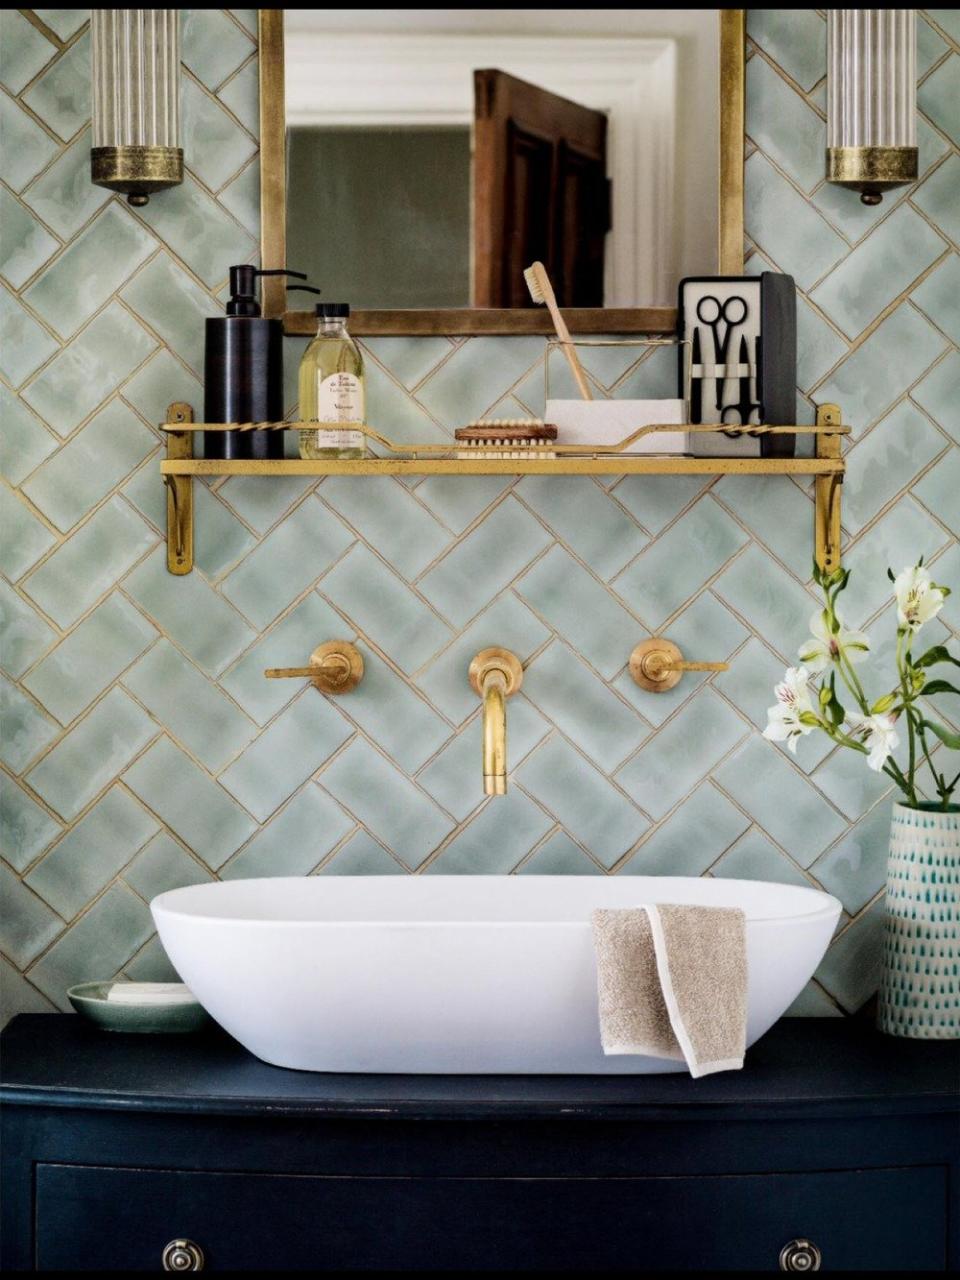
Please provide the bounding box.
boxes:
[160,403,846,577]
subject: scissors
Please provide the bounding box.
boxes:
[720,335,761,436]
[696,293,748,410]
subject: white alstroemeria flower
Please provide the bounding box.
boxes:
[848,710,900,772]
[798,609,870,674]
[763,666,817,753]
[894,564,946,633]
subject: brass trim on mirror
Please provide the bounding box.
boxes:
[258,9,745,334]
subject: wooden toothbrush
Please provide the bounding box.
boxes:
[523,261,593,400]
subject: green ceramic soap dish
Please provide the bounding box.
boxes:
[67,982,211,1034]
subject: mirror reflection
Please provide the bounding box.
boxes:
[284,10,720,310]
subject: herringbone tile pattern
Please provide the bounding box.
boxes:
[2,10,958,1023]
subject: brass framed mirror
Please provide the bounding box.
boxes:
[258,9,744,335]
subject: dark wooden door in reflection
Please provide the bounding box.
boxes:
[473,69,610,308]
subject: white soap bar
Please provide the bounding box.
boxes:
[107,982,196,1005]
[546,399,688,454]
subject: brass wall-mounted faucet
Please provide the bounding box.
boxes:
[469,648,523,796]
[265,641,364,694]
[629,638,728,692]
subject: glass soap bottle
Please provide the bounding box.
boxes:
[298,303,365,460]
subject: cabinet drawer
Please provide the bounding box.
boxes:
[36,1162,946,1272]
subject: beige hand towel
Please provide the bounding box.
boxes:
[592,904,747,1078]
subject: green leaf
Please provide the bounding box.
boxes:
[922,720,960,750]
[916,644,960,670]
[921,680,960,698]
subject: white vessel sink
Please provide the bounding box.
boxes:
[152,876,841,1074]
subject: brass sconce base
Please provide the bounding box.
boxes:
[91,145,184,207]
[826,145,918,206]
[629,639,729,693]
[265,642,364,694]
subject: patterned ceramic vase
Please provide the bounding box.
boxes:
[877,802,960,1038]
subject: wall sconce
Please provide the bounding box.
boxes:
[826,9,918,206]
[90,9,183,207]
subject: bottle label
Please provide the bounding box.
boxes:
[312,372,363,449]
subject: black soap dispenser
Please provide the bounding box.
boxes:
[204,267,320,461]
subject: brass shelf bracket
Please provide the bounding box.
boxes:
[814,403,843,575]
[164,402,194,575]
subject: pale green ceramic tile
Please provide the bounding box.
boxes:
[218,57,259,134]
[31,10,88,41]
[614,499,749,631]
[925,8,960,43]
[0,384,58,484]
[26,686,156,820]
[220,693,352,823]
[918,14,950,75]
[0,284,59,388]
[911,352,960,441]
[418,497,553,629]
[416,696,548,822]
[915,450,960,535]
[27,883,153,1009]
[21,30,89,141]
[24,203,155,338]
[711,829,810,887]
[181,8,254,89]
[606,476,711,538]
[320,830,403,876]
[715,736,846,867]
[26,785,159,917]
[814,898,884,1013]
[122,638,256,772]
[429,789,553,874]
[0,861,62,968]
[0,957,57,1020]
[122,934,180,982]
[363,337,454,390]
[23,496,156,628]
[0,673,58,773]
[415,336,543,427]
[22,399,157,532]
[785,981,844,1018]
[219,473,314,533]
[525,641,647,774]
[621,782,750,876]
[218,591,348,725]
[0,775,61,872]
[519,832,600,875]
[124,546,256,676]
[811,802,892,914]
[811,738,896,822]
[814,303,948,433]
[744,153,846,291]
[222,783,355,878]
[910,250,960,347]
[124,830,212,901]
[918,53,960,147]
[411,478,509,537]
[221,496,354,629]
[841,497,951,624]
[0,485,56,582]
[0,578,55,679]
[844,402,947,533]
[714,543,818,661]
[0,9,57,94]
[364,358,449,445]
[810,205,946,340]
[23,593,155,724]
[219,158,259,236]
[22,301,157,435]
[132,175,254,290]
[328,643,450,775]
[181,75,257,192]
[516,735,648,867]
[747,9,825,91]
[0,186,58,289]
[322,475,450,580]
[617,689,748,820]
[414,594,548,724]
[516,477,646,580]
[119,254,212,375]
[746,54,824,194]
[124,736,258,870]
[0,94,59,192]
[714,474,816,579]
[120,349,202,428]
[515,545,636,681]
[319,737,454,866]
[322,542,452,675]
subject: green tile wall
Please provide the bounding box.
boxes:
[2,10,958,1022]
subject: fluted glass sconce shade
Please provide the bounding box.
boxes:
[826,10,918,206]
[90,9,183,207]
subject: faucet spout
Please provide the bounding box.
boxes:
[469,649,523,797]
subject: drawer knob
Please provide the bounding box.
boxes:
[162,1239,205,1271]
[779,1239,821,1272]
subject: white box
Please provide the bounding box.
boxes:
[545,399,689,454]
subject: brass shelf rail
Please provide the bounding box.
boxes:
[160,403,846,576]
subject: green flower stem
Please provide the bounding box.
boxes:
[896,630,919,806]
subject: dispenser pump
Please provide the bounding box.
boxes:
[224,266,320,317]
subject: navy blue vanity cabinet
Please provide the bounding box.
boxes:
[2,1017,957,1272]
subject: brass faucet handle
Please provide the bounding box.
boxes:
[629,638,728,693]
[265,641,363,694]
